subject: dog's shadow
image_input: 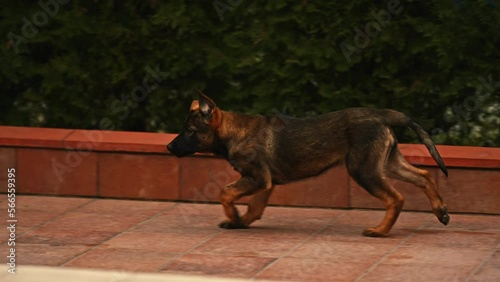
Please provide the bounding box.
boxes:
[226,222,455,239]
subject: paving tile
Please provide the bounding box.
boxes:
[218,226,321,241]
[14,210,63,228]
[321,225,410,244]
[256,257,373,282]
[134,217,221,235]
[15,196,92,214]
[404,228,499,250]
[17,149,97,196]
[468,249,500,282]
[263,206,345,220]
[162,254,274,279]
[229,222,325,239]
[424,213,500,232]
[6,243,89,266]
[65,247,178,271]
[101,231,216,253]
[360,263,475,282]
[252,209,340,235]
[132,203,225,235]
[1,196,498,281]
[333,209,432,229]
[392,211,436,229]
[98,153,179,200]
[134,215,223,235]
[206,205,344,235]
[18,226,118,247]
[383,246,491,267]
[288,235,396,264]
[192,232,306,258]
[41,212,149,232]
[161,203,224,217]
[136,205,331,237]
[469,267,500,282]
[161,204,341,233]
[321,210,432,241]
[74,199,176,216]
[0,226,31,244]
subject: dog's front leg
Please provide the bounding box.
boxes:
[218,176,266,229]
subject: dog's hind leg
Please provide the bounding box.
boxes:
[346,128,405,237]
[240,186,275,226]
[386,148,450,225]
[348,168,405,237]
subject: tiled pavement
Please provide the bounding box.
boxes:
[0,195,499,281]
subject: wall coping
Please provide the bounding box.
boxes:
[0,126,499,169]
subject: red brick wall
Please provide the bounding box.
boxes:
[1,126,499,214]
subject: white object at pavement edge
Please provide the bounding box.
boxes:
[0,265,280,282]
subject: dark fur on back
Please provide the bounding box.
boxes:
[215,108,447,184]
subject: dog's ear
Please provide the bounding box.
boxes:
[197,90,216,119]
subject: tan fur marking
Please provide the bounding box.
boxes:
[190,100,199,111]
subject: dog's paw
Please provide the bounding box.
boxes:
[218,220,247,229]
[362,228,387,238]
[435,205,450,226]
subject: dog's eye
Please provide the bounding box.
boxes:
[185,127,196,134]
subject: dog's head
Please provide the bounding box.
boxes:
[167,92,222,157]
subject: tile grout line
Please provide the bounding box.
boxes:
[17,197,98,238]
[155,203,249,271]
[156,229,225,272]
[354,216,435,282]
[250,210,348,280]
[464,242,500,282]
[60,202,180,267]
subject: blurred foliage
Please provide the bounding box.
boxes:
[1,0,499,146]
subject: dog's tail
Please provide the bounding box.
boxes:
[382,110,448,177]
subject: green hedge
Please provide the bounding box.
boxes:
[1,0,499,146]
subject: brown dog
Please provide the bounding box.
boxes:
[167,93,450,237]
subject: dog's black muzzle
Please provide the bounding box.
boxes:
[167,138,197,158]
